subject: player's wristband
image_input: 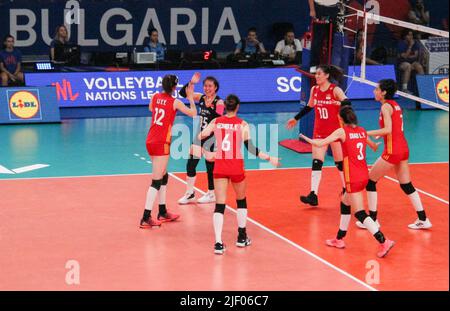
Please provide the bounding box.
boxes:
[341,99,352,107]
[179,83,189,98]
[294,106,313,121]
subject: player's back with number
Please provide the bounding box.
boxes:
[341,125,369,192]
[214,116,245,175]
[147,92,177,146]
[380,99,409,158]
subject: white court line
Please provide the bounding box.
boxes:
[0,165,15,174]
[167,172,377,291]
[12,164,50,174]
[383,176,449,205]
[1,161,448,206]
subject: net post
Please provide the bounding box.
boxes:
[361,10,368,80]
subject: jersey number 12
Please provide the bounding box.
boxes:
[154,108,165,126]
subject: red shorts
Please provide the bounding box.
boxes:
[313,130,338,140]
[214,173,246,183]
[382,151,409,165]
[146,143,170,156]
[345,180,368,194]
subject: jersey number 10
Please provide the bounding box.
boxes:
[317,107,329,119]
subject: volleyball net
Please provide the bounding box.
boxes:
[343,4,449,111]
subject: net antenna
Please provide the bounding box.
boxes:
[343,2,450,111]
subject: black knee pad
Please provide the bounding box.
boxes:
[312,159,324,171]
[335,161,343,172]
[186,157,200,177]
[400,182,416,195]
[151,179,162,191]
[355,210,368,223]
[366,179,377,192]
[214,203,226,214]
[237,198,247,209]
[340,202,351,215]
[161,173,169,186]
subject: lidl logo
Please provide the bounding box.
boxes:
[436,78,449,104]
[7,90,42,120]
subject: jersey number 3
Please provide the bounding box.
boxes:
[356,142,365,160]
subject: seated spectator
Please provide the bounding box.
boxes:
[50,25,71,63]
[0,35,24,87]
[274,30,302,63]
[144,28,166,62]
[234,27,267,56]
[408,0,430,39]
[398,29,424,93]
[408,0,430,27]
[354,29,381,65]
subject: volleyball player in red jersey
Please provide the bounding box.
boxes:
[357,79,432,230]
[140,75,197,228]
[287,65,349,207]
[200,95,280,255]
[301,106,395,258]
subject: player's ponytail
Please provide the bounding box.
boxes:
[318,64,344,83]
[225,94,240,112]
[162,74,179,94]
[339,105,358,125]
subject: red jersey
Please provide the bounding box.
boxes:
[379,100,409,160]
[312,83,342,138]
[213,116,245,176]
[341,125,369,192]
[146,93,177,145]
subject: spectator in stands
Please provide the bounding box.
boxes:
[144,28,166,62]
[50,25,71,63]
[355,29,381,65]
[408,0,430,27]
[274,30,302,63]
[234,27,267,56]
[0,35,24,87]
[398,29,424,93]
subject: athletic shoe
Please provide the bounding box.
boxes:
[408,218,432,230]
[236,236,252,248]
[300,191,318,206]
[377,239,395,258]
[158,211,180,223]
[356,219,381,229]
[139,218,162,229]
[325,238,346,249]
[197,191,216,204]
[178,191,196,205]
[214,242,226,255]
